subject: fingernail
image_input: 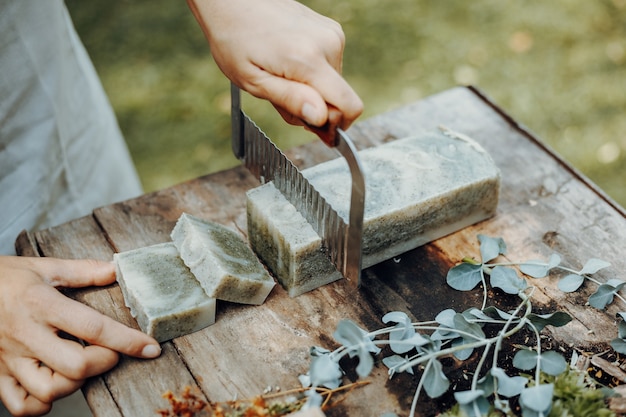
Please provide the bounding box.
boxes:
[142,344,161,358]
[302,102,322,125]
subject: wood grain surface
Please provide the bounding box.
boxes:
[16,87,626,417]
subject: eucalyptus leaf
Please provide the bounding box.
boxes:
[588,283,619,310]
[617,323,626,344]
[579,258,611,275]
[538,351,567,376]
[382,311,413,333]
[454,389,486,404]
[513,349,538,371]
[467,307,494,321]
[333,319,379,378]
[519,383,554,414]
[355,349,374,378]
[451,336,474,360]
[383,311,426,354]
[610,337,626,355]
[483,306,516,321]
[453,313,485,339]
[527,311,572,332]
[309,353,342,389]
[446,262,483,291]
[435,308,457,327]
[490,266,528,294]
[608,279,626,289]
[519,260,551,278]
[491,367,527,397]
[476,372,495,395]
[618,311,626,321]
[422,359,450,398]
[333,319,381,355]
[557,273,585,293]
[478,234,507,263]
[382,355,414,377]
[455,390,491,417]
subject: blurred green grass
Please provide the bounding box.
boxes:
[66,0,625,207]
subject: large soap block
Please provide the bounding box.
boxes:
[114,242,216,342]
[247,129,500,297]
[171,213,275,305]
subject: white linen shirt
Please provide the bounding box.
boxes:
[0,1,143,254]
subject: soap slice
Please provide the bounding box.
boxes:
[247,129,500,297]
[171,213,275,305]
[114,242,216,342]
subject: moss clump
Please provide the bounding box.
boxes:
[439,367,615,417]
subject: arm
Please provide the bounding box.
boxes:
[187,0,363,135]
[0,256,161,417]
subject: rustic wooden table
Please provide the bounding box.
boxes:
[16,86,626,417]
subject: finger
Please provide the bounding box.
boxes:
[0,371,51,417]
[5,357,83,404]
[43,294,160,360]
[41,258,115,288]
[14,256,116,289]
[7,335,119,383]
[247,67,363,131]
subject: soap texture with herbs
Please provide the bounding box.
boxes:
[171,213,275,304]
[247,129,501,297]
[114,242,216,342]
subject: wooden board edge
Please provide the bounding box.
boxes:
[466,85,626,218]
[14,229,41,257]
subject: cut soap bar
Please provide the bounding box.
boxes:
[171,213,275,305]
[114,242,216,342]
[247,129,501,297]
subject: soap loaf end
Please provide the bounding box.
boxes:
[247,130,500,297]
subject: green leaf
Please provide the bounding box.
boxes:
[333,319,379,377]
[588,283,622,310]
[491,367,527,397]
[527,311,572,332]
[512,350,566,376]
[579,258,611,275]
[520,254,560,278]
[483,306,516,320]
[557,273,585,293]
[513,349,538,371]
[610,337,626,355]
[454,389,486,404]
[618,319,626,339]
[451,336,474,360]
[455,389,491,417]
[334,319,381,355]
[382,355,414,377]
[478,234,507,263]
[447,262,483,291]
[519,384,554,414]
[539,351,567,376]
[453,313,485,339]
[422,359,450,398]
[309,353,342,389]
[490,266,528,294]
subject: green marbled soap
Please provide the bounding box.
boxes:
[171,213,275,305]
[247,129,501,297]
[114,242,216,342]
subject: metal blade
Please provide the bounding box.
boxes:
[230,83,365,288]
